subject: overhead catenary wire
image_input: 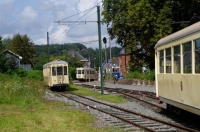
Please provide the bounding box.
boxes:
[51,8,96,43]
[49,11,97,39]
[50,1,102,44]
[55,7,97,22]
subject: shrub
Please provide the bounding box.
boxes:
[69,67,76,79]
[149,70,155,81]
[0,73,44,107]
[27,70,43,81]
[126,70,155,81]
[16,67,28,77]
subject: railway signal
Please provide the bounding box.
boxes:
[103,37,107,44]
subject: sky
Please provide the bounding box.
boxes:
[0,0,120,49]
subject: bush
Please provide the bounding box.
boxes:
[127,71,141,79]
[69,67,76,84]
[0,73,44,107]
[27,70,43,81]
[16,68,28,77]
[126,70,155,81]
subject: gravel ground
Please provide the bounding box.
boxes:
[44,90,179,131]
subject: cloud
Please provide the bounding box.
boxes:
[0,0,14,5]
[20,6,38,23]
[0,0,119,49]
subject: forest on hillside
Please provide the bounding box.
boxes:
[34,43,122,70]
[0,34,122,72]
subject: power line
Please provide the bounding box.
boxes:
[51,8,95,43]
[55,1,102,22]
[55,7,97,22]
[51,1,102,44]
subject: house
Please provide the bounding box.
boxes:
[119,48,131,77]
[104,48,130,77]
[68,50,88,67]
[0,49,32,71]
[0,49,22,68]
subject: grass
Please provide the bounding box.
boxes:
[0,102,104,132]
[67,84,127,104]
[0,73,126,132]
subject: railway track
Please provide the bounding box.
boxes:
[76,83,165,111]
[59,93,198,132]
[73,83,200,130]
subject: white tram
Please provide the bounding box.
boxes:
[76,67,97,82]
[155,21,200,115]
[43,59,69,91]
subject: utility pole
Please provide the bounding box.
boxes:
[105,41,107,63]
[109,37,112,82]
[47,32,49,62]
[97,6,104,95]
[89,56,91,83]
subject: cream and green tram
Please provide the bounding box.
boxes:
[43,59,69,91]
[155,21,200,116]
[76,67,97,82]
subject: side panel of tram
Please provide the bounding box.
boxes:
[76,67,97,81]
[155,21,200,115]
[43,60,69,90]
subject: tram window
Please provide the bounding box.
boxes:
[57,66,63,75]
[195,39,200,73]
[166,48,171,73]
[183,42,192,73]
[159,50,164,73]
[174,45,181,73]
[82,70,84,74]
[52,67,56,76]
[64,66,67,75]
[77,70,81,74]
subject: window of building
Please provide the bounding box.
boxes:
[166,48,171,73]
[159,50,164,73]
[183,42,192,73]
[195,39,200,73]
[174,45,181,73]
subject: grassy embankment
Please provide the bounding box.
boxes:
[0,72,127,132]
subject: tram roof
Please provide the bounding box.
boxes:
[43,59,68,68]
[155,21,200,48]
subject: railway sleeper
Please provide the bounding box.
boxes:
[149,126,176,131]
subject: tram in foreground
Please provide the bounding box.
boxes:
[155,21,200,115]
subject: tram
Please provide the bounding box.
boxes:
[43,59,69,91]
[76,67,97,82]
[155,21,200,115]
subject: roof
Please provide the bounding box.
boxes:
[119,48,130,56]
[155,21,200,48]
[43,59,68,68]
[68,51,88,62]
[119,48,125,56]
[1,49,22,59]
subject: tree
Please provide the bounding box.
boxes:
[0,36,3,52]
[2,37,12,50]
[102,0,200,70]
[9,33,38,66]
[0,54,18,74]
[102,0,172,70]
